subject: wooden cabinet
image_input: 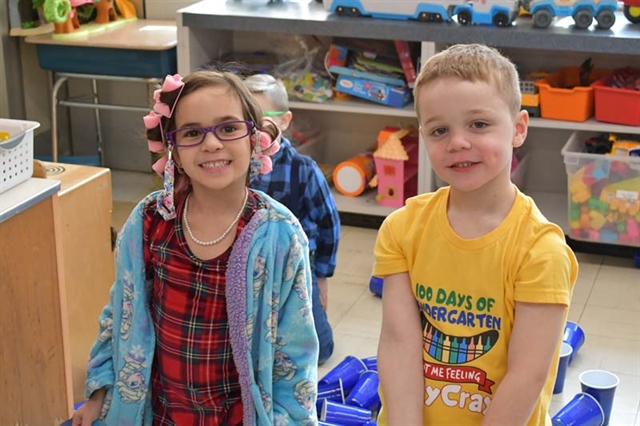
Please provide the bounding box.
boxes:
[45,162,115,405]
[0,165,115,423]
[0,179,72,424]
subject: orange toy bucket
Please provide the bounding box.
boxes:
[535,67,609,122]
[333,152,375,197]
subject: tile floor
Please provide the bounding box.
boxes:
[111,170,640,425]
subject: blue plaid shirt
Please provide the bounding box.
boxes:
[250,137,340,278]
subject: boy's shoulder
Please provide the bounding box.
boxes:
[280,138,321,169]
[514,190,568,242]
[393,188,445,217]
[382,189,445,231]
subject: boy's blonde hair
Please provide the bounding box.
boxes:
[244,74,290,112]
[413,44,521,120]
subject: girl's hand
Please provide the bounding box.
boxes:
[72,388,105,426]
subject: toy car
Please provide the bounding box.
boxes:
[622,0,640,23]
[527,0,618,29]
[323,0,520,27]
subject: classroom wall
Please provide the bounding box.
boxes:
[15,0,193,172]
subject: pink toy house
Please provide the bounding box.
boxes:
[373,127,419,208]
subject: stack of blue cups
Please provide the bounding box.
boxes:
[318,355,381,425]
[552,321,620,426]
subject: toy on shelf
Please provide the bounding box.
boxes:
[519,71,549,118]
[333,150,376,197]
[535,60,609,122]
[592,68,640,127]
[323,0,520,27]
[8,0,55,35]
[622,0,640,23]
[327,38,419,108]
[43,0,136,38]
[527,0,618,29]
[372,127,419,208]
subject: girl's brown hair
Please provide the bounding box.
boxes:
[146,70,279,189]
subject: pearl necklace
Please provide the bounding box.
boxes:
[182,188,248,246]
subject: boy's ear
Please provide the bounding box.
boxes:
[512,110,529,148]
[279,111,293,131]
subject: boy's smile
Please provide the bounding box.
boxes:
[418,77,528,195]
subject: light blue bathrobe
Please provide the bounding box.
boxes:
[84,190,319,425]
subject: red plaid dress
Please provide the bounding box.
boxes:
[143,190,260,426]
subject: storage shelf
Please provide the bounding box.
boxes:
[291,99,640,134]
[332,188,398,217]
[179,0,639,251]
[334,188,570,231]
[290,99,415,118]
[181,2,640,55]
[528,118,640,134]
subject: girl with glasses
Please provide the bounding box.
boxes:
[72,71,319,426]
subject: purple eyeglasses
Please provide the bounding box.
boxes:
[166,120,255,147]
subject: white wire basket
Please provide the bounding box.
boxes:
[0,118,40,194]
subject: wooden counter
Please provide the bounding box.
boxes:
[0,178,73,424]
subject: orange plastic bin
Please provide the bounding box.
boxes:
[536,67,609,122]
[593,69,640,127]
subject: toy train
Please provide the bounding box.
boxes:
[323,0,520,26]
[323,0,640,27]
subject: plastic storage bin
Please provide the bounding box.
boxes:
[593,69,640,127]
[0,119,40,194]
[35,45,177,78]
[562,131,640,247]
[536,67,609,122]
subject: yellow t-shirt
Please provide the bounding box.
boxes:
[373,187,578,426]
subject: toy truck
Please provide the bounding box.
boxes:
[323,0,520,27]
[528,0,618,29]
[622,0,640,23]
[520,71,549,117]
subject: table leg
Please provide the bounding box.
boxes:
[51,75,69,163]
[91,79,104,166]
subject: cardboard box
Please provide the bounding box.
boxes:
[336,75,412,108]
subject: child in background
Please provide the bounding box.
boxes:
[72,71,318,426]
[374,44,578,425]
[245,74,341,365]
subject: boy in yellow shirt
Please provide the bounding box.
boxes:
[374,44,578,425]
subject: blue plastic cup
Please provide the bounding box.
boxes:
[369,276,384,297]
[563,321,586,364]
[317,378,346,413]
[321,399,373,426]
[361,356,377,371]
[345,370,381,411]
[551,392,605,426]
[579,370,620,426]
[363,422,378,426]
[318,422,341,426]
[320,355,367,393]
[553,342,574,394]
